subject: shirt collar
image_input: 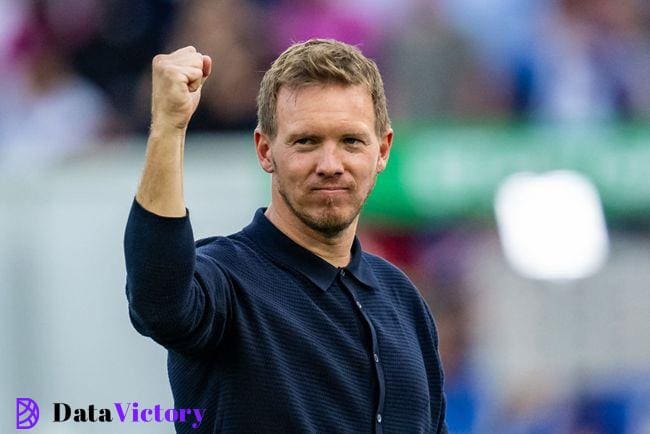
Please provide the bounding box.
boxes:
[242,208,379,292]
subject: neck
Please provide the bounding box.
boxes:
[264,201,357,268]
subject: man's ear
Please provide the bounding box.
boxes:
[376,128,393,173]
[254,128,274,173]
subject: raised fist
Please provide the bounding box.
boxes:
[150,46,212,131]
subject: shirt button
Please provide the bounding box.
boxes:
[340,269,346,277]
[377,414,382,423]
[356,300,362,309]
[373,353,379,363]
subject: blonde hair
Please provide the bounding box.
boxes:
[257,39,390,138]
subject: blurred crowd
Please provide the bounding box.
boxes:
[1,0,650,170]
[360,227,650,434]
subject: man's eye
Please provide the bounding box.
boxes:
[295,138,313,145]
[343,137,362,145]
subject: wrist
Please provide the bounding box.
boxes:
[149,117,188,138]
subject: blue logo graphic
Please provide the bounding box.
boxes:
[16,398,39,430]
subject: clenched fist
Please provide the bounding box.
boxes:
[151,46,212,131]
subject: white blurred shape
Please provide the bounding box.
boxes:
[494,170,609,281]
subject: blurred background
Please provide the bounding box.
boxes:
[1,0,649,432]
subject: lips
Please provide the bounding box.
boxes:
[312,187,348,191]
[311,187,350,196]
[310,183,351,191]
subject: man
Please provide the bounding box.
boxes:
[124,39,447,433]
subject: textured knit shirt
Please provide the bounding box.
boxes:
[124,199,448,433]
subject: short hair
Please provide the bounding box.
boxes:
[257,39,390,139]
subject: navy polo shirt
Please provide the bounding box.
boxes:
[124,199,447,433]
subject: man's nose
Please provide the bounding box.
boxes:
[315,143,344,177]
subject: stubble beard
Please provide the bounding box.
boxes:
[274,167,378,238]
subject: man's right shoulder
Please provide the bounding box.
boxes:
[194,230,259,265]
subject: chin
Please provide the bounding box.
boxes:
[278,184,364,235]
[299,203,360,235]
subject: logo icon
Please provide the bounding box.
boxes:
[16,398,39,429]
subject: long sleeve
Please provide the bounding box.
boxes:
[123,198,231,355]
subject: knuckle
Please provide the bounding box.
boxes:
[161,68,178,80]
[152,54,166,68]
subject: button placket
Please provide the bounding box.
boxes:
[339,278,385,430]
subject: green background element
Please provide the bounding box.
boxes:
[363,123,650,226]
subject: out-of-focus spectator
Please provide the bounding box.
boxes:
[438,0,650,121]
[72,0,175,132]
[132,0,267,132]
[0,0,111,173]
[0,0,24,63]
[383,0,511,121]
[494,385,636,434]
[265,0,385,59]
[515,0,650,121]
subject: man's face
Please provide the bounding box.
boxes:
[256,84,392,236]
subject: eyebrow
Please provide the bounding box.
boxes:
[285,132,372,143]
[285,133,321,144]
[342,132,372,142]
